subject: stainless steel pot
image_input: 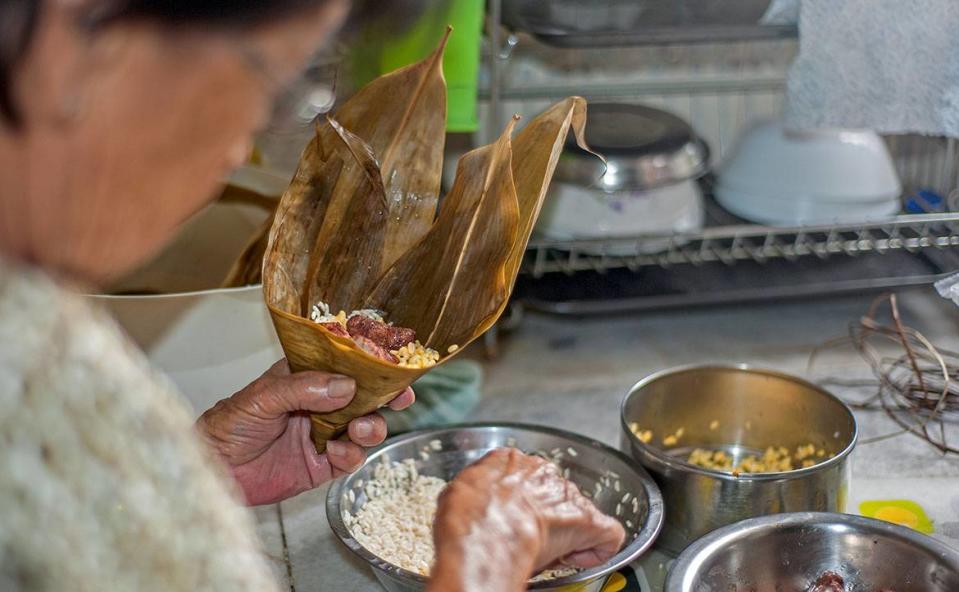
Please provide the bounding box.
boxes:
[554,103,709,192]
[328,423,664,592]
[666,512,959,592]
[620,364,857,554]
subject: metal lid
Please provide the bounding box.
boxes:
[555,103,710,191]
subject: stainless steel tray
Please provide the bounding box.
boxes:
[499,0,796,47]
[515,212,959,314]
[523,25,797,48]
[516,249,955,314]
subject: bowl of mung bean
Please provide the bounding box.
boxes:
[620,364,857,554]
[327,422,665,592]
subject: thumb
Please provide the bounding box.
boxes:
[237,367,357,417]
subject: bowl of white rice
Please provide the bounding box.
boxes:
[326,423,664,592]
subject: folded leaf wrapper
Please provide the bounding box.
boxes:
[263,31,591,452]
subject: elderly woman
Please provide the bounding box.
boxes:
[0,1,624,590]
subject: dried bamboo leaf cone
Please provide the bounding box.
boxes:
[263,31,592,452]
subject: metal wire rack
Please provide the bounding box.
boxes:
[523,214,959,277]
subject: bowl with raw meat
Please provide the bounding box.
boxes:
[665,512,959,592]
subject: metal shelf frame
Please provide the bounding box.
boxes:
[482,0,959,322]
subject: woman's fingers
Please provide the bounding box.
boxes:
[538,507,624,571]
[315,414,387,482]
[387,387,415,410]
[347,413,388,447]
[561,513,625,569]
[253,360,411,417]
[561,549,608,569]
[237,360,357,417]
[325,440,367,475]
[272,371,355,413]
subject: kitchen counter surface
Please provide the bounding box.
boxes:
[256,287,959,591]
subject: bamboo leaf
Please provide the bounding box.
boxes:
[505,97,595,290]
[264,29,448,315]
[221,209,274,288]
[311,28,450,284]
[365,117,520,350]
[263,134,344,315]
[301,117,389,313]
[218,183,280,288]
[262,29,591,454]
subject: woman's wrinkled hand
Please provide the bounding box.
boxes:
[428,448,625,592]
[196,359,414,506]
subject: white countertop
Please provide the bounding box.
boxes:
[253,287,959,591]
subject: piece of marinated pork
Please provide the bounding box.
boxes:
[347,315,415,351]
[318,321,350,338]
[352,335,399,363]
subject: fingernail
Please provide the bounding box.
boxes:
[353,417,373,438]
[328,377,355,401]
[326,440,346,457]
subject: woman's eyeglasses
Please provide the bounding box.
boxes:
[237,41,342,172]
[237,42,340,129]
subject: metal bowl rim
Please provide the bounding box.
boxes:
[326,421,665,589]
[555,139,711,192]
[664,511,959,592]
[619,363,859,482]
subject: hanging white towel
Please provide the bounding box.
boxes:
[785,0,959,137]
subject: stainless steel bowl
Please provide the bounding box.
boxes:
[620,365,857,554]
[327,423,664,592]
[666,512,959,592]
[554,103,709,192]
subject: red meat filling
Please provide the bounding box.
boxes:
[346,315,415,351]
[318,321,349,338]
[352,335,398,363]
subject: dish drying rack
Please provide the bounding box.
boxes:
[481,0,959,319]
[525,214,959,275]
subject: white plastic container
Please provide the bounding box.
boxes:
[90,182,282,416]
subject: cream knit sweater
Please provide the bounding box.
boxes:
[0,260,280,591]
